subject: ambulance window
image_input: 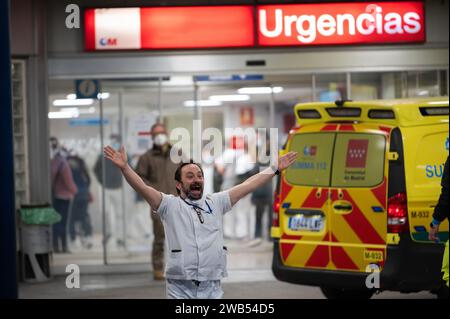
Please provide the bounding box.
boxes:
[285,133,335,187]
[331,134,386,188]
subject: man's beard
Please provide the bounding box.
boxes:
[183,182,204,200]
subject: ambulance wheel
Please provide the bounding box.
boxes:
[320,286,374,299]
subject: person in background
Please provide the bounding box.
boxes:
[135,123,179,280]
[215,137,255,240]
[50,137,78,253]
[429,156,449,297]
[103,143,298,299]
[94,134,125,250]
[67,150,93,250]
[201,144,216,196]
[126,154,152,248]
[249,133,273,247]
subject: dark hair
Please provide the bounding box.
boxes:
[174,160,204,195]
[150,123,166,134]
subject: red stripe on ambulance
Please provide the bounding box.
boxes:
[282,233,302,241]
[301,188,328,208]
[379,126,392,136]
[371,177,387,210]
[305,245,329,268]
[342,190,385,245]
[305,232,330,267]
[321,124,338,132]
[279,177,293,203]
[331,234,359,270]
[280,243,296,261]
[338,124,355,131]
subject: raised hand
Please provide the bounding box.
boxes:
[104,145,127,169]
[278,151,298,171]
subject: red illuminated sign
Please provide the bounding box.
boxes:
[85,2,425,51]
[258,2,425,46]
[85,6,254,50]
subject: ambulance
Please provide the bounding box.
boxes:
[271,97,449,299]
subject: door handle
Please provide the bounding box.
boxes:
[332,200,353,214]
[333,205,352,210]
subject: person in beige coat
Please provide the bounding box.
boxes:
[135,123,179,280]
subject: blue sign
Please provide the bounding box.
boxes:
[75,79,99,99]
[69,118,109,126]
[193,74,264,82]
[446,137,449,151]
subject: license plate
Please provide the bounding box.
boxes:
[288,215,324,232]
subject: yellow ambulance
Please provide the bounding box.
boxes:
[272,97,449,299]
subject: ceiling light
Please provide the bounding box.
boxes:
[66,92,110,100]
[60,107,96,115]
[48,109,79,119]
[53,99,94,107]
[237,87,283,94]
[209,95,250,102]
[98,92,110,99]
[184,100,222,107]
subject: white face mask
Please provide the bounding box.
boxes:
[153,134,168,146]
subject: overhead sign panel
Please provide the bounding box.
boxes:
[85,6,255,50]
[257,2,425,46]
[85,2,425,50]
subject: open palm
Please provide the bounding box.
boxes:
[278,151,298,171]
[104,145,127,169]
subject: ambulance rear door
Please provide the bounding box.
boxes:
[328,123,390,273]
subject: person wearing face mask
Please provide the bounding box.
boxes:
[135,123,179,280]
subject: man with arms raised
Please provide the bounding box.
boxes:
[104,144,298,299]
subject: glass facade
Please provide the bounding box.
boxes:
[47,67,448,265]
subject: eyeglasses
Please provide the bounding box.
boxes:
[192,206,204,224]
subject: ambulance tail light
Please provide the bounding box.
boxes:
[387,192,409,233]
[273,191,280,227]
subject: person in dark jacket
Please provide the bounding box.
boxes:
[249,136,273,246]
[68,152,93,249]
[429,156,449,290]
[135,123,179,280]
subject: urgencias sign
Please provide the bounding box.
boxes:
[85,2,424,50]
